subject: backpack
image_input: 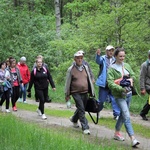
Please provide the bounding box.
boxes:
[33,66,47,75]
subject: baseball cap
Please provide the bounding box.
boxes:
[78,50,85,55]
[106,45,115,51]
[74,51,83,57]
[20,56,26,62]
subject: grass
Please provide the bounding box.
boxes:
[16,101,150,139]
[0,114,132,150]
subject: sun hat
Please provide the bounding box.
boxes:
[106,45,115,51]
[74,51,83,57]
[20,56,26,62]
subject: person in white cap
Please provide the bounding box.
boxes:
[140,50,150,120]
[95,45,120,119]
[17,56,30,103]
[77,50,95,83]
[65,51,95,135]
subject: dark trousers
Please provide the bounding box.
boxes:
[140,100,150,115]
[0,89,10,109]
[72,93,89,131]
[35,88,48,114]
[11,86,20,107]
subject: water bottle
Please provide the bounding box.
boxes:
[66,100,71,108]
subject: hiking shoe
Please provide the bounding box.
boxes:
[140,114,148,121]
[132,139,140,147]
[36,108,42,116]
[69,117,79,128]
[114,133,125,141]
[42,114,47,120]
[6,109,10,113]
[12,106,17,111]
[83,129,90,135]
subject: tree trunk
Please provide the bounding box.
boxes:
[54,0,61,38]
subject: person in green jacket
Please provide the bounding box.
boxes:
[107,47,140,147]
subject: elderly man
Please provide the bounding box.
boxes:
[65,51,94,135]
[95,45,120,120]
[140,50,150,121]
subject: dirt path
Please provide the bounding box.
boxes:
[9,99,150,150]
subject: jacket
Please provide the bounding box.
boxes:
[28,67,55,91]
[6,67,22,87]
[65,64,95,97]
[95,54,115,87]
[107,63,135,98]
[17,62,30,84]
[140,60,150,91]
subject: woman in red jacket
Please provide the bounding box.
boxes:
[17,57,30,103]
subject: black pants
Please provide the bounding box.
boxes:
[35,88,48,114]
[140,100,150,115]
[0,89,10,109]
[72,93,89,131]
[11,86,20,107]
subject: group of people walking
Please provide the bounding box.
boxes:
[65,46,150,147]
[1,46,150,148]
[0,55,56,120]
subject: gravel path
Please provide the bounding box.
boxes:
[8,99,150,150]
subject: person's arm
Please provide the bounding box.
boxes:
[27,70,34,92]
[47,69,55,89]
[140,63,147,95]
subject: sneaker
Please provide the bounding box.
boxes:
[132,139,140,147]
[140,114,148,121]
[18,98,23,103]
[23,101,27,104]
[70,117,79,128]
[5,109,10,113]
[83,129,90,135]
[36,108,42,116]
[114,116,119,120]
[114,133,125,141]
[42,114,47,120]
[12,106,17,111]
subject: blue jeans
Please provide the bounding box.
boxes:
[19,84,28,102]
[98,87,120,116]
[115,93,134,136]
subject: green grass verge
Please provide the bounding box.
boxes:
[16,102,150,139]
[0,114,133,150]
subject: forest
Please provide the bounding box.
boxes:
[0,0,150,86]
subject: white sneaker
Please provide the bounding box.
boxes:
[83,129,90,135]
[6,109,10,113]
[36,108,42,116]
[18,98,23,102]
[69,117,79,128]
[42,114,47,120]
[132,139,140,147]
[23,101,27,104]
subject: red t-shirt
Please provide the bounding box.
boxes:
[11,68,19,86]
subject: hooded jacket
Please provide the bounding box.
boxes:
[17,62,30,84]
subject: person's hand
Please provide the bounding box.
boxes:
[96,49,101,55]
[65,96,70,102]
[141,89,146,95]
[127,78,133,86]
[52,88,56,91]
